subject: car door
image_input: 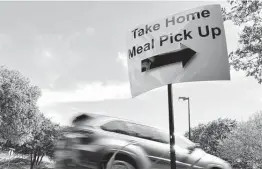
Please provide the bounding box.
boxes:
[125,123,191,169]
[124,123,168,169]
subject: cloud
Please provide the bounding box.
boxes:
[43,50,53,59]
[0,23,128,91]
[224,20,241,53]
[38,82,131,107]
[69,27,95,41]
[117,52,128,68]
[85,27,96,36]
[0,34,12,49]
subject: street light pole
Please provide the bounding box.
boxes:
[187,98,191,141]
[178,97,191,140]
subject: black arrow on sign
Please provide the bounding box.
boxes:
[141,43,196,72]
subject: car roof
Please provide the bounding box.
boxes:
[72,113,194,145]
[73,112,171,134]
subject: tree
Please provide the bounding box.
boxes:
[223,0,262,83]
[0,66,42,145]
[16,113,62,169]
[218,111,262,169]
[185,118,237,157]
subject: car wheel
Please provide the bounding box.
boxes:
[108,160,136,169]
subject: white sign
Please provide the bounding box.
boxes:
[127,4,230,97]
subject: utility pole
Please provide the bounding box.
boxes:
[178,96,191,140]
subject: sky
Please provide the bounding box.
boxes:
[0,1,261,134]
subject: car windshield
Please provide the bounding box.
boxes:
[175,134,196,149]
[162,132,196,149]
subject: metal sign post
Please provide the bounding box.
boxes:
[168,84,176,169]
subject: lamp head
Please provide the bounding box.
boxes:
[179,97,189,101]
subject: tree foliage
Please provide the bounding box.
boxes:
[223,0,262,83]
[218,111,262,169]
[0,66,62,168]
[185,118,237,157]
[12,113,62,169]
[0,66,42,145]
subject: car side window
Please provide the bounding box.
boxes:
[101,120,131,135]
[175,135,195,149]
[137,125,154,139]
[127,123,166,143]
[155,130,169,144]
[101,120,169,144]
[123,122,139,137]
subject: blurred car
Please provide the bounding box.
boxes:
[55,113,232,169]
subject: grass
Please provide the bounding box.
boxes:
[0,151,54,169]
